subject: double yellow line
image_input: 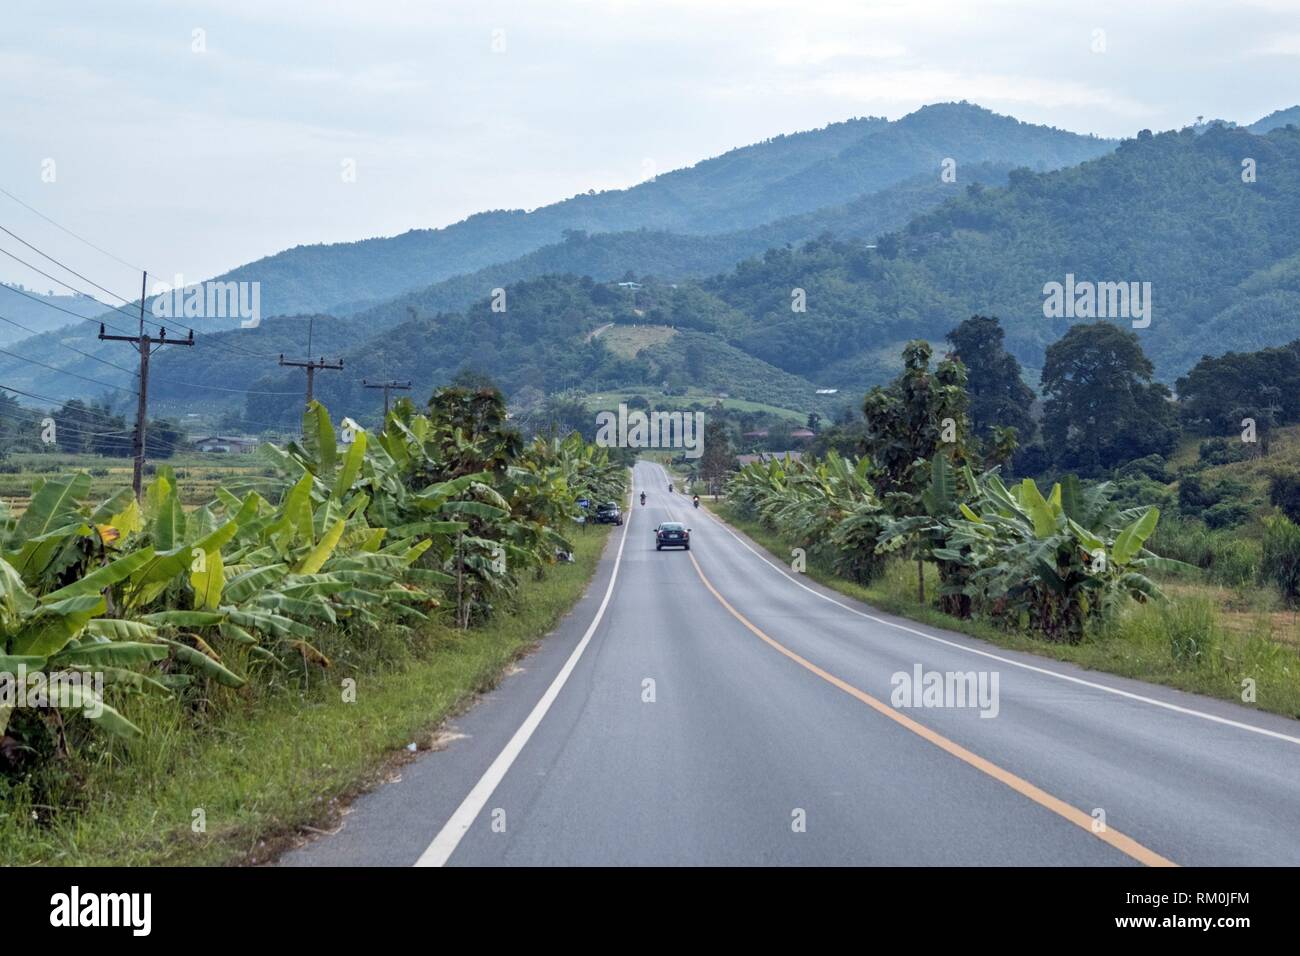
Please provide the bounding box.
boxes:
[685,550,1176,867]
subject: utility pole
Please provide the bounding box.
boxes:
[362,379,412,418]
[279,354,344,407]
[279,316,343,409]
[98,271,194,499]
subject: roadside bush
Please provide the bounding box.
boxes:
[1178,474,1214,511]
[1198,437,1251,467]
[1179,475,1253,516]
[1104,595,1222,669]
[1206,536,1261,588]
[1112,475,1174,512]
[1260,515,1300,604]
[1203,501,1251,529]
[1150,516,1261,587]
[1268,471,1300,524]
[1116,454,1172,483]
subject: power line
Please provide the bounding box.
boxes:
[0,193,292,364]
[0,344,137,395]
[0,308,138,377]
[0,185,146,273]
[0,385,135,426]
[0,218,277,361]
[362,378,412,417]
[0,244,149,330]
[0,223,151,319]
[0,407,132,440]
[0,270,137,337]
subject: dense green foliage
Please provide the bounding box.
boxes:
[945,315,1035,442]
[1040,323,1180,474]
[0,395,623,779]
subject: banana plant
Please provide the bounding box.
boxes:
[944,473,1180,641]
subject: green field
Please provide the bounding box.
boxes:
[584,387,807,421]
[0,452,269,512]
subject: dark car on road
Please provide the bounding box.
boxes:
[594,502,624,525]
[655,521,690,550]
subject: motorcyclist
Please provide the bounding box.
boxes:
[640,492,646,506]
[669,483,674,493]
[693,494,700,509]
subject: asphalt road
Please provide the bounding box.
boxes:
[281,461,1300,866]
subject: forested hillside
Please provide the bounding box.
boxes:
[0,103,1113,404]
[151,120,1300,428]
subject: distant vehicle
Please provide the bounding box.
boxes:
[594,502,624,526]
[655,521,690,550]
[640,492,646,506]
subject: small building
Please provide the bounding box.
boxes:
[193,435,259,454]
[790,428,815,442]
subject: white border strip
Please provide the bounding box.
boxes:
[415,503,633,866]
[660,465,1300,748]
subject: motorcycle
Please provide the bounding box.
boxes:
[640,492,646,506]
[693,496,700,509]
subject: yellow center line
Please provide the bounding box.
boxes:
[686,550,1177,868]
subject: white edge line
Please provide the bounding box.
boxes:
[662,464,1300,748]
[414,499,633,866]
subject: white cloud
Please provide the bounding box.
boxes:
[0,0,1296,288]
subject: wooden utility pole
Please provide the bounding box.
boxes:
[279,317,343,409]
[362,379,412,417]
[279,354,344,407]
[97,272,194,499]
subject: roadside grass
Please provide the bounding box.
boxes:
[710,501,1300,721]
[0,523,613,866]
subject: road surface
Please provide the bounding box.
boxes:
[281,461,1300,866]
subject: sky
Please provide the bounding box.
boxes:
[2,0,1298,297]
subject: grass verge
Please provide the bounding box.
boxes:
[0,523,613,866]
[710,501,1300,721]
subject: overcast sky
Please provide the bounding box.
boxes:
[2,0,1297,297]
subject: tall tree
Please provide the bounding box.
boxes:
[698,420,734,496]
[861,340,971,500]
[1040,323,1179,474]
[861,341,972,603]
[945,315,1035,442]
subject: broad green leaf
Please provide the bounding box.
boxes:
[142,609,226,628]
[303,401,337,474]
[10,595,106,657]
[52,642,169,667]
[191,547,225,610]
[298,519,346,574]
[1113,507,1159,566]
[159,638,245,687]
[13,472,91,540]
[333,429,367,499]
[84,619,157,641]
[42,548,154,602]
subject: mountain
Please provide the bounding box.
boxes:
[282,120,1300,420]
[219,104,1110,318]
[1249,106,1300,134]
[0,284,104,344]
[1,101,1108,405]
[263,162,1018,332]
[692,122,1300,388]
